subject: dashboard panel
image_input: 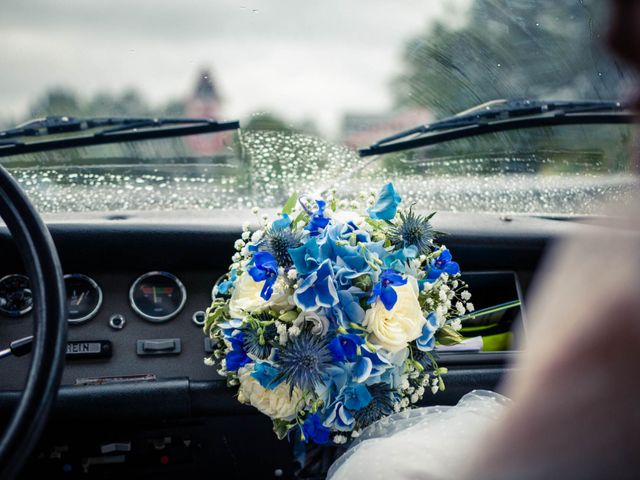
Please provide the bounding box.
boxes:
[0,210,585,478]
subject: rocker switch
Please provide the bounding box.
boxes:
[136,338,181,356]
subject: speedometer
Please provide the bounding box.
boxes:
[129,271,187,323]
[0,274,33,317]
[65,274,103,324]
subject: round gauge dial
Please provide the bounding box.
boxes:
[0,274,33,317]
[130,271,186,322]
[65,274,103,324]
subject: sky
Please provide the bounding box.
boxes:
[0,0,471,135]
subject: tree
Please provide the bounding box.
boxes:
[393,0,628,118]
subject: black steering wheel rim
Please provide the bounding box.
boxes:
[0,165,67,479]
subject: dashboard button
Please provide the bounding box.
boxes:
[108,314,126,330]
[204,337,216,353]
[136,338,181,356]
[192,310,206,327]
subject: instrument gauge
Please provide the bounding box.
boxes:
[65,274,103,324]
[0,274,33,317]
[129,271,186,323]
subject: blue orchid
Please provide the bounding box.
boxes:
[225,332,251,372]
[328,333,365,362]
[294,260,339,311]
[304,199,331,236]
[322,401,355,432]
[250,361,285,390]
[416,312,439,352]
[300,413,330,445]
[368,269,408,311]
[367,182,402,221]
[426,248,460,281]
[248,251,279,300]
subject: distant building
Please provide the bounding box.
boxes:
[341,108,433,149]
[185,69,229,154]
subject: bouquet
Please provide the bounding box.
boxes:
[203,183,473,445]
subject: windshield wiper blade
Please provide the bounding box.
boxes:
[0,116,240,157]
[359,99,637,157]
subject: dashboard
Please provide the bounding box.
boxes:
[0,209,583,478]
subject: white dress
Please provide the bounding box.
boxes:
[328,193,640,480]
[328,390,510,480]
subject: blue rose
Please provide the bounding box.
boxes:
[367,182,402,221]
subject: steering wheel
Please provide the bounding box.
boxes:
[0,165,67,479]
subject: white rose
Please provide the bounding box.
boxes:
[333,210,363,226]
[229,272,269,318]
[237,365,303,420]
[364,277,425,353]
[228,273,292,319]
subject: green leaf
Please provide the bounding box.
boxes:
[436,325,465,346]
[282,192,298,215]
[278,310,298,323]
[438,375,446,392]
[273,419,294,440]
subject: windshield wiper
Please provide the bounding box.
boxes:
[359,99,637,157]
[0,116,240,157]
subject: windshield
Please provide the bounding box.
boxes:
[1,0,637,215]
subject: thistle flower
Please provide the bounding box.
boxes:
[277,330,333,392]
[353,383,397,428]
[263,227,302,268]
[389,209,435,255]
[242,314,277,359]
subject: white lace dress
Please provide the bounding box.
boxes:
[328,390,510,480]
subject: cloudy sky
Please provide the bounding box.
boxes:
[0,0,470,135]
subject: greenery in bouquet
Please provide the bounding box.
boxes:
[203,183,474,445]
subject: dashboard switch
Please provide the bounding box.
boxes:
[136,338,181,356]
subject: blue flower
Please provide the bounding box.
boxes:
[426,248,460,281]
[301,413,331,445]
[328,333,365,362]
[353,383,397,428]
[288,237,323,276]
[248,251,279,300]
[416,312,439,351]
[342,383,373,410]
[214,268,238,297]
[368,269,408,311]
[304,199,330,236]
[382,245,418,273]
[322,401,355,432]
[367,182,402,221]
[225,332,251,372]
[330,289,366,328]
[278,330,333,392]
[271,213,292,231]
[294,260,339,311]
[250,361,284,390]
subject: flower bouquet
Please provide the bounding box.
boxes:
[203,183,473,446]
